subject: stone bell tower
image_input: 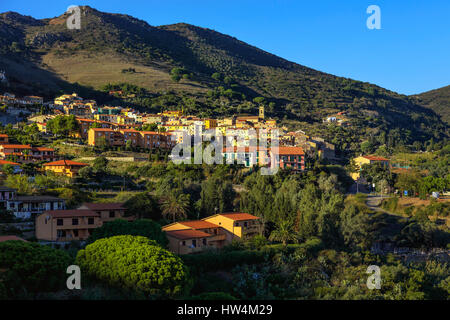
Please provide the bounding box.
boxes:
[258,105,265,120]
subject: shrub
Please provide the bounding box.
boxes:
[76,235,190,297]
[0,241,72,298]
[86,219,168,247]
[181,250,268,272]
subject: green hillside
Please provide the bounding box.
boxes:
[0,6,448,156]
[413,85,450,125]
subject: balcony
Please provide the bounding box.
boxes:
[208,234,226,242]
[57,224,98,230]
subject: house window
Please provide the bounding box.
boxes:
[244,222,248,227]
[88,217,94,225]
[57,230,66,238]
[192,240,197,248]
[72,218,79,225]
[109,211,115,218]
[202,238,207,246]
[73,230,79,237]
[182,241,186,246]
[57,219,63,226]
[235,222,239,226]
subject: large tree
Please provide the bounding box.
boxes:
[76,235,190,297]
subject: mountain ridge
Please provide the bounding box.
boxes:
[0,6,447,152]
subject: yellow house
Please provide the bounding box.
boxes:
[203,213,262,242]
[351,155,390,180]
[161,110,183,118]
[43,160,89,177]
[205,119,217,129]
[117,115,135,125]
[162,213,261,255]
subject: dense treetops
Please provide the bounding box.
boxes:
[0,241,72,298]
[76,235,191,297]
[86,219,168,247]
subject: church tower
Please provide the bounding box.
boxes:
[258,105,265,120]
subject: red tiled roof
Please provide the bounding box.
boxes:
[43,160,89,167]
[0,134,8,138]
[276,146,305,156]
[44,210,99,218]
[179,220,218,229]
[32,147,55,152]
[0,144,32,149]
[79,203,125,211]
[0,235,26,242]
[0,160,20,165]
[91,128,114,132]
[362,155,389,161]
[165,229,212,240]
[218,213,260,221]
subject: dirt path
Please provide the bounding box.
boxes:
[365,195,400,216]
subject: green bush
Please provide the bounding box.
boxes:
[76,235,190,297]
[86,219,168,247]
[0,241,72,298]
[181,250,268,272]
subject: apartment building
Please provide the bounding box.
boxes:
[88,128,174,150]
[35,202,133,242]
[77,203,133,223]
[6,195,65,219]
[275,146,305,171]
[35,210,101,241]
[88,128,124,147]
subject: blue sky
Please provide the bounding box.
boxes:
[1,0,449,95]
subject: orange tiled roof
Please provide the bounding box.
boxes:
[32,147,55,152]
[179,220,218,229]
[91,128,114,132]
[0,160,20,165]
[218,213,260,221]
[276,146,305,155]
[0,144,32,149]
[165,229,212,240]
[43,160,89,167]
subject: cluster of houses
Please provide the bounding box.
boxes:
[0,91,343,177]
[35,201,262,255]
[0,92,44,106]
[0,133,89,178]
[0,184,262,256]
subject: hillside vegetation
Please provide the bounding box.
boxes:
[0,6,448,156]
[413,85,450,125]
